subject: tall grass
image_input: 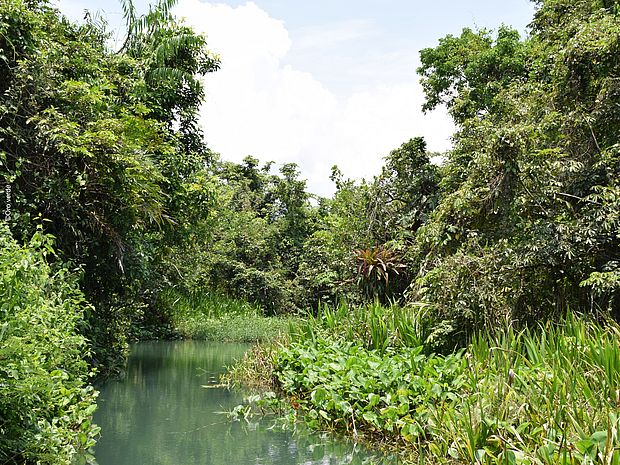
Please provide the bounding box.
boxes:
[161,289,299,342]
[160,288,262,318]
[300,300,434,352]
[447,316,620,465]
[274,303,620,464]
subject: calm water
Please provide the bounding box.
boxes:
[93,341,397,465]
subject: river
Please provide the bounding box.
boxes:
[93,341,398,465]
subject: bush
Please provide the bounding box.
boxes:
[0,227,98,464]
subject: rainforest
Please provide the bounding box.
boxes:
[1,0,619,464]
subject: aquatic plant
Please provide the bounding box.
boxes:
[273,308,620,465]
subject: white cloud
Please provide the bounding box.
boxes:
[294,19,377,50]
[175,0,454,196]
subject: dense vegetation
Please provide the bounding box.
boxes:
[1,0,222,375]
[265,306,620,464]
[0,0,219,460]
[229,1,620,463]
[0,0,619,463]
[0,227,98,464]
[161,289,298,342]
[413,0,620,341]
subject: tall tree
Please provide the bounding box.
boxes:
[369,137,440,245]
[412,0,620,342]
[0,0,219,369]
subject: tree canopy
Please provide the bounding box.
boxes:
[2,0,620,460]
[413,0,620,342]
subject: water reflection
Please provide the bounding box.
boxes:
[94,341,397,465]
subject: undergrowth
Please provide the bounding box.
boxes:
[233,302,620,465]
[0,228,99,465]
[161,289,300,342]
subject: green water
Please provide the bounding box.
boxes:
[93,341,397,465]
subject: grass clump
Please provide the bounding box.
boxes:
[268,303,620,465]
[223,343,281,391]
[161,289,300,342]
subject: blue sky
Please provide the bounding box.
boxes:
[56,0,535,195]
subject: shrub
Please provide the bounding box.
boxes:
[0,227,98,464]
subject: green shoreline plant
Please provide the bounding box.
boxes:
[231,303,620,465]
[160,288,300,342]
[0,227,99,465]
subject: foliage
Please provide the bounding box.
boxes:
[4,0,620,459]
[296,172,372,308]
[354,247,406,302]
[166,156,316,314]
[0,0,219,369]
[295,230,352,307]
[411,0,620,340]
[295,139,440,309]
[273,307,620,465]
[300,301,433,353]
[418,26,528,125]
[368,137,441,245]
[0,227,98,465]
[222,344,282,392]
[161,288,300,342]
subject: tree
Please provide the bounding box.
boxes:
[410,0,620,342]
[0,0,219,369]
[296,169,372,308]
[418,26,528,125]
[369,137,440,245]
[166,157,318,314]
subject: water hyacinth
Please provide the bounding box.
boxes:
[271,303,620,465]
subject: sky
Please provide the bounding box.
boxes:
[56,0,536,196]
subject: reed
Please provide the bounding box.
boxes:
[161,289,300,342]
[274,304,620,465]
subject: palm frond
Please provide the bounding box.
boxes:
[146,66,193,84]
[154,33,205,65]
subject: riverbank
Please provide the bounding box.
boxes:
[231,304,620,465]
[160,289,300,343]
[94,340,397,465]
